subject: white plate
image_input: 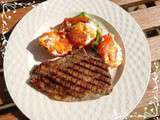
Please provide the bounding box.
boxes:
[4,0,151,120]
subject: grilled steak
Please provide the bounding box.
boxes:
[29,49,113,101]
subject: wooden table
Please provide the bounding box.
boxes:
[0,0,160,119]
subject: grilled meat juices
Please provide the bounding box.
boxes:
[29,49,113,101]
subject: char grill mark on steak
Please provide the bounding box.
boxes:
[33,65,109,94]
[39,53,88,71]
[78,61,110,77]
[30,49,113,101]
[33,69,89,93]
[30,77,66,100]
[73,58,111,79]
[59,67,107,87]
[74,62,110,79]
[67,66,108,86]
[31,75,87,99]
[42,59,111,91]
[67,65,111,85]
[83,57,109,71]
